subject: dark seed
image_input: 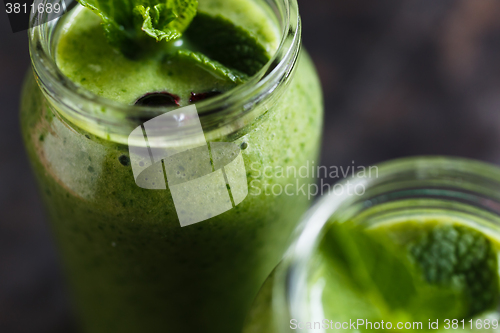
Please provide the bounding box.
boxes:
[135,92,180,107]
[189,91,222,103]
[119,155,130,166]
[240,142,248,150]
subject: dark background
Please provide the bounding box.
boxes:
[3,0,500,331]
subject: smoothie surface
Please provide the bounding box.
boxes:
[55,0,280,105]
[313,218,500,331]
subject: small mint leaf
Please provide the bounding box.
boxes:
[408,224,499,318]
[322,223,417,312]
[320,222,471,324]
[134,4,180,42]
[185,12,270,76]
[75,0,198,54]
[167,0,198,35]
[167,50,248,84]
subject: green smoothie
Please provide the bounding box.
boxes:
[21,0,323,332]
[315,218,500,332]
[244,218,500,333]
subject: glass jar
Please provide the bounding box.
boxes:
[20,0,324,332]
[244,157,500,333]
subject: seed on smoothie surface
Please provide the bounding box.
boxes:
[135,92,181,107]
[189,91,222,103]
[118,155,130,166]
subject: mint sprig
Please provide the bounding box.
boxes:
[167,50,248,84]
[76,0,198,54]
[319,223,470,325]
[134,4,180,42]
[408,224,499,318]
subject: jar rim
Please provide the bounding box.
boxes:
[279,156,500,326]
[28,0,301,137]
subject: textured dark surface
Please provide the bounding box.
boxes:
[3,0,500,331]
[0,9,77,333]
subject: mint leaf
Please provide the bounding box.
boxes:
[319,223,469,325]
[408,224,499,318]
[165,0,198,36]
[322,224,417,312]
[135,0,197,42]
[166,50,248,84]
[76,0,198,53]
[134,4,179,42]
[185,12,270,76]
